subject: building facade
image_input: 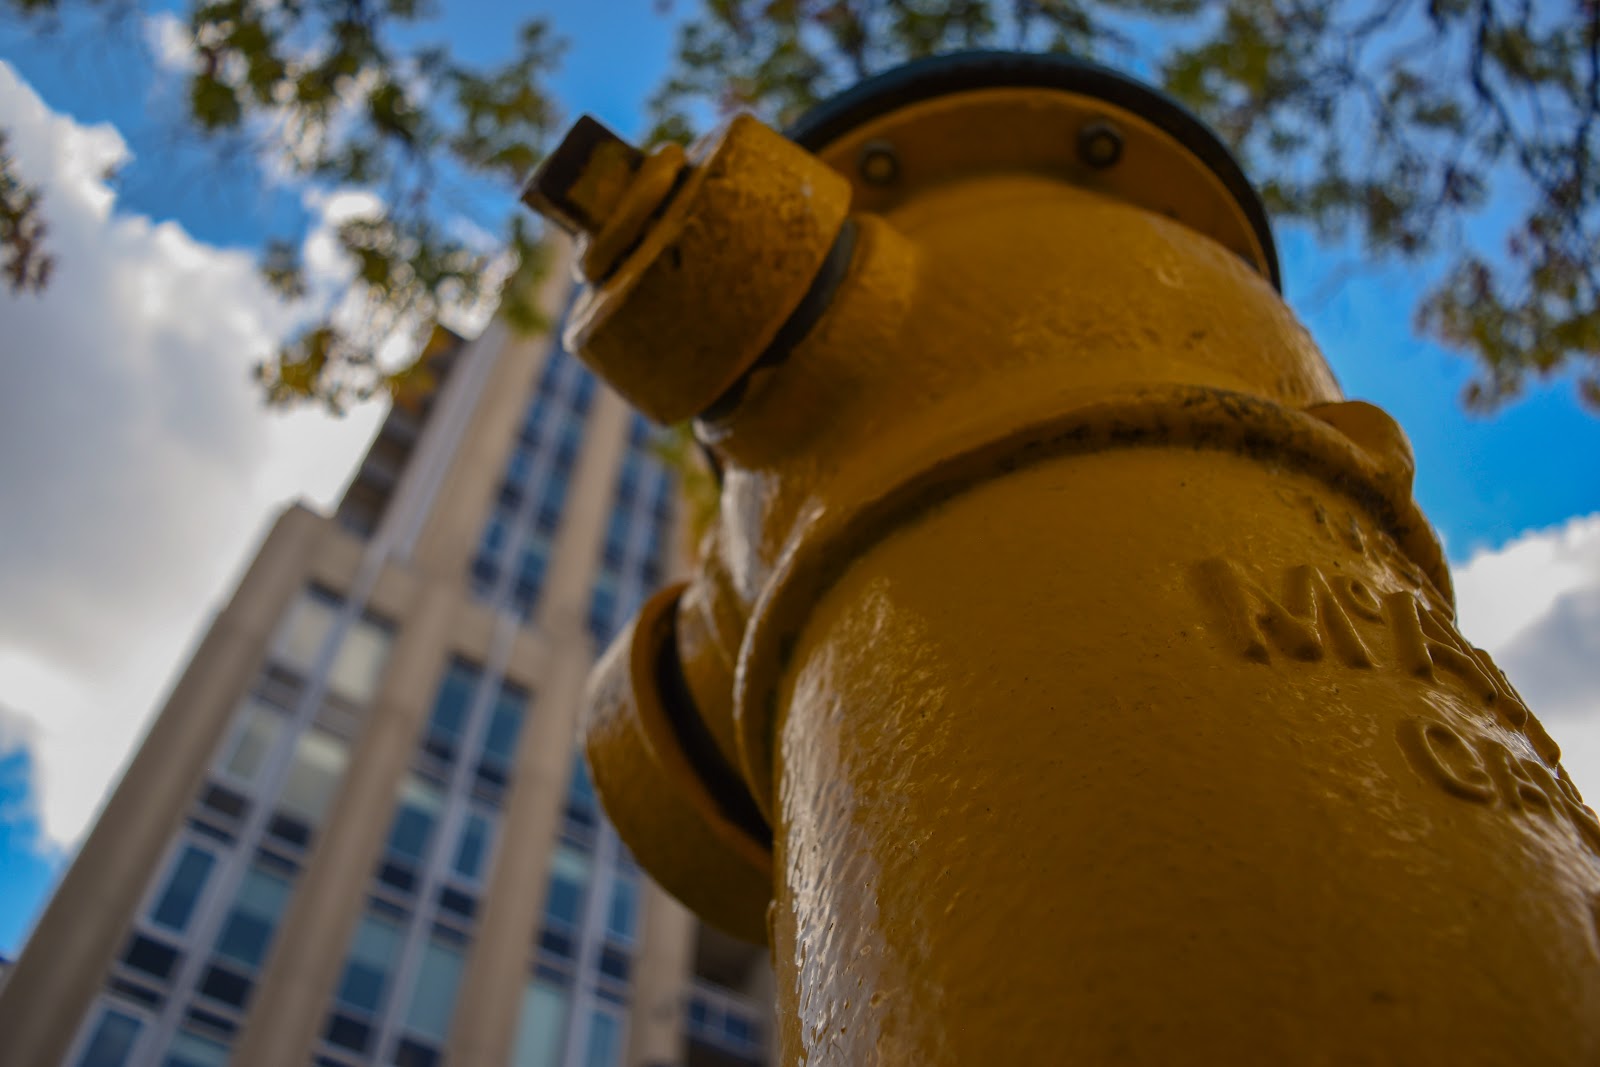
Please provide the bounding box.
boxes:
[0,258,773,1067]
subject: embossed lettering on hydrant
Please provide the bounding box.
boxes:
[1194,557,1548,746]
[1193,556,1600,857]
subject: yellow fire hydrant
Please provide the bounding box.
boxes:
[523,53,1600,1063]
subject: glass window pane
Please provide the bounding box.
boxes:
[566,753,596,814]
[516,548,545,597]
[273,587,340,675]
[279,730,347,824]
[428,660,479,745]
[336,910,403,1013]
[221,698,283,784]
[508,979,566,1067]
[76,1008,141,1067]
[545,845,590,930]
[329,616,392,704]
[583,1011,620,1067]
[606,876,636,943]
[151,845,216,933]
[404,938,464,1041]
[387,777,444,862]
[482,687,527,766]
[453,812,491,881]
[214,865,291,970]
[162,1029,229,1067]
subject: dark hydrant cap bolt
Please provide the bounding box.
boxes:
[1077,119,1124,169]
[857,141,900,186]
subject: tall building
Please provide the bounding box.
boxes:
[0,255,774,1067]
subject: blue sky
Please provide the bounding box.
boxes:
[1,3,1598,959]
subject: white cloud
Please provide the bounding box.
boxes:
[0,61,384,851]
[1453,513,1600,791]
[1452,514,1600,652]
[141,12,194,75]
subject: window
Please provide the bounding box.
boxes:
[75,1007,141,1067]
[480,685,527,783]
[588,586,618,647]
[278,729,348,825]
[572,371,596,414]
[565,754,596,820]
[511,978,567,1067]
[598,946,629,984]
[520,399,548,443]
[537,470,568,530]
[328,615,393,705]
[106,979,160,1010]
[627,413,652,448]
[439,887,477,920]
[273,586,341,676]
[151,845,216,933]
[403,938,465,1041]
[618,456,642,505]
[425,659,480,762]
[555,422,581,467]
[394,1037,442,1067]
[483,684,528,767]
[544,845,590,931]
[583,1011,621,1067]
[471,554,498,596]
[324,1012,371,1053]
[214,865,291,970]
[162,1029,229,1067]
[508,445,534,486]
[539,927,574,960]
[688,986,763,1057]
[606,875,637,944]
[200,965,252,1008]
[479,513,509,560]
[386,776,445,864]
[335,909,403,1014]
[452,811,492,881]
[219,698,283,785]
[121,935,179,979]
[512,547,546,618]
[534,352,564,398]
[199,785,248,821]
[270,587,391,704]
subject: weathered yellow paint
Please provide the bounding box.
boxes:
[580,142,686,282]
[531,60,1600,1064]
[564,115,851,424]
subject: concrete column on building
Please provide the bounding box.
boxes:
[447,388,631,1067]
[231,576,464,1067]
[624,884,698,1067]
[531,388,631,643]
[408,254,573,581]
[0,505,323,1067]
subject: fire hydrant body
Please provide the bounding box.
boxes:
[525,53,1600,1064]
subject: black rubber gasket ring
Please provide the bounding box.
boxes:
[697,219,860,425]
[784,50,1281,292]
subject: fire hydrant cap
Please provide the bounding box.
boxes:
[785,49,1282,292]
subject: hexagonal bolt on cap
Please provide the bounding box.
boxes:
[521,115,645,237]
